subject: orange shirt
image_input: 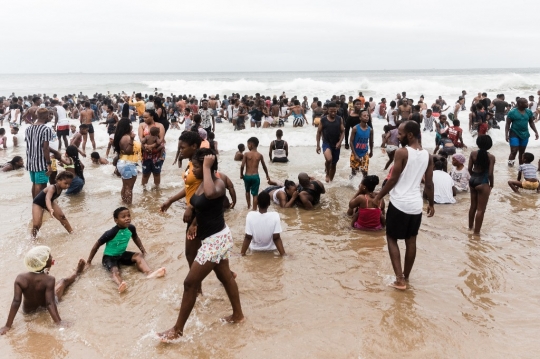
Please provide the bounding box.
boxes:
[357,96,365,108]
[183,161,202,205]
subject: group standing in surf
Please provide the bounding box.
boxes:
[0,87,539,341]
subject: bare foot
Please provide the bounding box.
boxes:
[157,327,183,342]
[76,259,86,275]
[147,267,166,278]
[325,175,330,183]
[388,281,407,290]
[221,314,245,323]
[118,281,127,293]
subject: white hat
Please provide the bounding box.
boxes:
[24,246,51,272]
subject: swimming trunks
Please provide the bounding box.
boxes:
[522,181,539,190]
[243,174,260,196]
[386,202,422,240]
[322,142,340,164]
[102,251,135,271]
[350,152,369,173]
[87,124,94,134]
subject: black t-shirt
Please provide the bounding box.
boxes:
[481,98,491,110]
[493,100,508,114]
[321,115,343,145]
[9,104,22,111]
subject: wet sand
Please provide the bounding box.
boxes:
[0,123,539,359]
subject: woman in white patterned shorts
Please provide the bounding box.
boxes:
[158,148,244,341]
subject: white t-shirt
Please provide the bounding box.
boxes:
[433,170,456,204]
[450,167,470,192]
[245,211,282,251]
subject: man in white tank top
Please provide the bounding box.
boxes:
[374,121,434,290]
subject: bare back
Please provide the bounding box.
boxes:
[244,150,263,175]
[16,272,56,313]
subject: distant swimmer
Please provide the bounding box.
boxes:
[0,246,86,335]
[80,101,96,152]
[505,98,539,166]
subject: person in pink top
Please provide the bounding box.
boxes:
[348,175,386,230]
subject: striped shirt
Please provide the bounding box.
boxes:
[25,124,53,172]
[519,163,537,180]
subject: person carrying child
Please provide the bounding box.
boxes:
[0,246,86,335]
[508,152,539,193]
[241,137,271,210]
[32,171,74,238]
[86,207,166,293]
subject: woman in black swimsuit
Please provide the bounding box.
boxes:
[31,171,74,238]
[158,149,244,342]
[468,135,495,235]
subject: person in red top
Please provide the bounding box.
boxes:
[447,119,467,148]
[347,175,386,231]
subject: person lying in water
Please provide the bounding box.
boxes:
[264,179,298,208]
[296,172,325,209]
[0,246,86,335]
[348,175,386,230]
[86,207,166,293]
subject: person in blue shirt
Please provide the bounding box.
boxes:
[349,110,373,178]
[505,98,539,166]
[86,207,166,293]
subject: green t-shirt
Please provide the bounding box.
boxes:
[98,225,137,257]
[507,108,533,140]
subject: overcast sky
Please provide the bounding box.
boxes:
[1,0,539,73]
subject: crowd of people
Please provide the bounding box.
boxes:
[0,87,539,340]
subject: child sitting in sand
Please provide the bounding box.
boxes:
[32,171,74,238]
[508,152,539,193]
[0,246,86,335]
[86,207,166,293]
[234,143,245,161]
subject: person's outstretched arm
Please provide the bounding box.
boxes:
[0,279,23,334]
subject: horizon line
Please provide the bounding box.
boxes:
[1,67,539,75]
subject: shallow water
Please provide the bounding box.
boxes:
[1,114,539,358]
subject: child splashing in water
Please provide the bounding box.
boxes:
[0,246,86,335]
[32,171,74,238]
[86,207,166,293]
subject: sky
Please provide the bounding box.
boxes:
[1,0,539,73]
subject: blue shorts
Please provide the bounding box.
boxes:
[509,137,528,147]
[65,175,85,195]
[116,161,138,180]
[243,174,260,196]
[322,142,340,164]
[142,159,163,175]
[29,171,49,185]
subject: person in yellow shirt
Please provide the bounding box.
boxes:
[126,93,145,121]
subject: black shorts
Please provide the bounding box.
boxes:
[57,129,69,137]
[87,124,95,134]
[386,202,422,240]
[102,251,135,271]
